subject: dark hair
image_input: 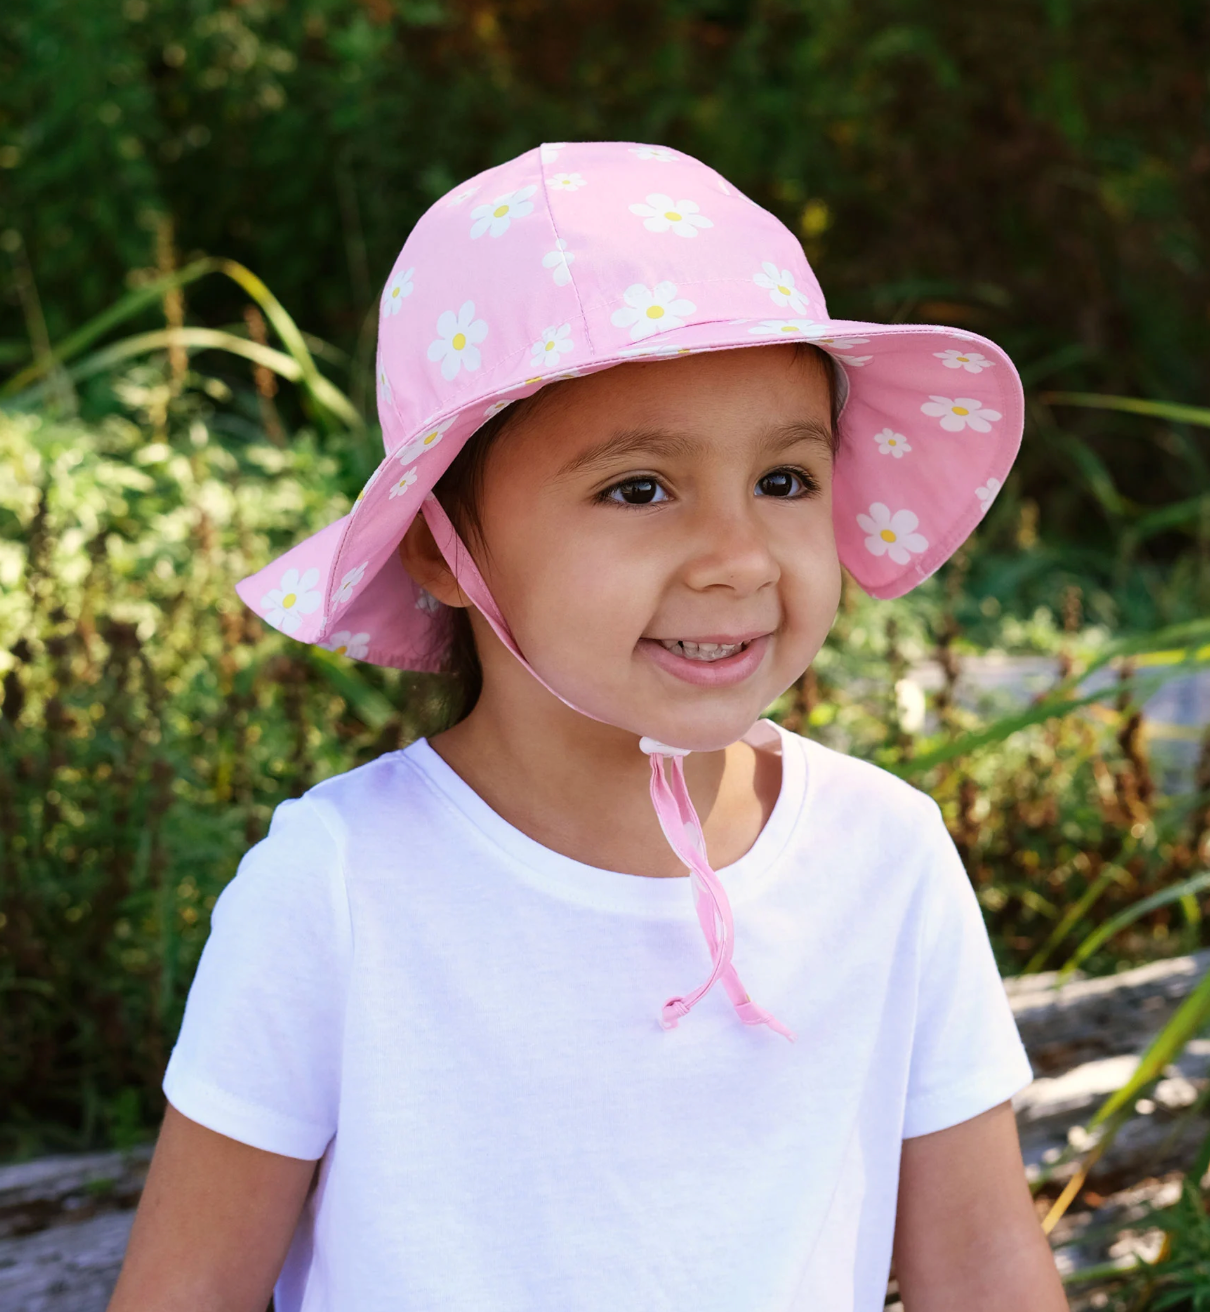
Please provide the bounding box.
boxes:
[430,342,841,723]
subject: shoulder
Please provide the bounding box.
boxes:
[771,727,952,881]
[786,728,942,828]
[299,739,438,834]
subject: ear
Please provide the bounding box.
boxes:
[397,510,470,609]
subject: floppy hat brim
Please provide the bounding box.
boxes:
[235,315,1021,671]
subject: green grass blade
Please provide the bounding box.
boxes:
[1051,618,1210,697]
[6,326,361,430]
[1022,863,1130,974]
[1126,494,1210,546]
[1059,431,1131,518]
[1,256,362,429]
[213,258,360,427]
[1043,392,1210,429]
[890,693,1104,777]
[0,257,220,395]
[893,624,1210,781]
[19,328,302,390]
[1088,958,1210,1129]
[1058,870,1210,978]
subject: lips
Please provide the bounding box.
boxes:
[638,633,771,688]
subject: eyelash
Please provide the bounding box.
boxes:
[595,467,821,507]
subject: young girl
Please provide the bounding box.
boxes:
[109,142,1066,1311]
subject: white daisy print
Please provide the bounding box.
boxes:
[396,417,454,463]
[549,172,586,192]
[322,630,371,660]
[446,184,480,208]
[377,366,393,408]
[631,145,676,161]
[975,477,1002,514]
[832,353,874,367]
[753,262,808,314]
[542,239,574,286]
[748,318,824,337]
[333,561,367,607]
[469,186,537,239]
[380,267,413,315]
[935,348,993,373]
[920,395,1003,433]
[530,323,574,368]
[875,429,911,458]
[540,142,567,163]
[415,588,442,614]
[483,398,513,418]
[610,281,696,341]
[261,566,322,635]
[628,193,713,238]
[857,504,929,566]
[389,466,419,499]
[428,302,488,381]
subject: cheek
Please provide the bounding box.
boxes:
[488,521,660,658]
[778,515,842,639]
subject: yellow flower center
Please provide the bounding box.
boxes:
[334,644,347,656]
[493,204,509,218]
[423,431,439,445]
[777,284,790,295]
[525,375,544,383]
[956,355,969,362]
[545,340,555,351]
[664,210,683,222]
[356,489,365,501]
[879,529,896,543]
[887,438,898,446]
[646,304,665,319]
[780,325,799,333]
[952,405,969,415]
[282,592,297,608]
[451,332,467,351]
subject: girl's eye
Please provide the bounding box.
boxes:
[604,477,668,506]
[756,468,814,498]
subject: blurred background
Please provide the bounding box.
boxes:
[1,1,1209,1305]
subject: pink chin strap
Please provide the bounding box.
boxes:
[422,494,794,1042]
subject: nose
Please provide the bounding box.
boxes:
[679,502,780,598]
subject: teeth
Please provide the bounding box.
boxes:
[658,639,747,662]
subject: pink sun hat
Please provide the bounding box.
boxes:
[235,139,1023,670]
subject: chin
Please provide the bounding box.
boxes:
[615,698,773,754]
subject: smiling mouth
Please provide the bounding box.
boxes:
[657,639,751,663]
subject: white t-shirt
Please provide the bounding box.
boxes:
[163,719,1032,1312]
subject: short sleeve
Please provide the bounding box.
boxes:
[902,801,1034,1139]
[163,795,351,1159]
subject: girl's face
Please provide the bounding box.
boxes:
[417,344,841,752]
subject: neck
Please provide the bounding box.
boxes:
[428,661,778,879]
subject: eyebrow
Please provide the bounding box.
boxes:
[556,418,835,479]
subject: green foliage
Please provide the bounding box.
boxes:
[1105,1176,1210,1310]
[0,375,449,1157]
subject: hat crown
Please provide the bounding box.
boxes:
[375,141,826,456]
